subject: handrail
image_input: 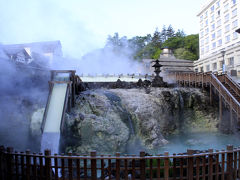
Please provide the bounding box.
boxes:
[40,82,54,133]
[174,72,240,117]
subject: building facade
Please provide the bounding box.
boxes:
[194,0,240,76]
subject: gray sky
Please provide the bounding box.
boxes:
[0,0,204,57]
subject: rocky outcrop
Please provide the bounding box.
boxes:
[64,88,218,154]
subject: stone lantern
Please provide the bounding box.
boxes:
[151,59,167,87]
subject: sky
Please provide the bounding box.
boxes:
[0,0,205,57]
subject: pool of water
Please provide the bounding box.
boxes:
[152,131,240,155]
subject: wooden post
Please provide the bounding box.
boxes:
[219,95,223,129]
[227,145,233,180]
[6,147,13,180]
[132,156,136,180]
[68,152,73,180]
[44,149,51,180]
[33,153,37,180]
[91,151,97,180]
[116,153,120,180]
[230,99,233,132]
[61,153,65,180]
[164,152,169,180]
[215,150,220,180]
[221,150,225,180]
[210,84,213,105]
[208,149,213,180]
[25,149,31,180]
[140,151,145,180]
[187,149,194,180]
[172,153,177,180]
[0,146,4,180]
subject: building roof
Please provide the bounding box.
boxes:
[2,40,62,55]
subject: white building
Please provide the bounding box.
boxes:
[194,0,240,76]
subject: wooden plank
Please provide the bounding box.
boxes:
[132,158,136,180]
[164,152,169,180]
[115,153,120,180]
[15,152,19,180]
[44,150,51,180]
[149,159,153,180]
[39,153,44,180]
[196,156,200,180]
[25,150,31,180]
[6,147,13,180]
[91,151,97,180]
[202,155,206,180]
[226,145,233,180]
[76,158,80,180]
[20,152,25,180]
[157,158,161,179]
[61,155,65,180]
[215,151,219,180]
[33,153,37,180]
[221,152,225,180]
[172,154,177,180]
[84,157,87,180]
[208,149,213,180]
[234,150,237,179]
[54,154,59,180]
[140,151,145,180]
[187,150,194,180]
[68,152,73,180]
[108,158,112,180]
[124,159,128,180]
[180,157,184,180]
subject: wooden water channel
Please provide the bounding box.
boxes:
[1,145,240,180]
[174,72,240,132]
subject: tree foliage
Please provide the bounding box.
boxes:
[105,25,199,61]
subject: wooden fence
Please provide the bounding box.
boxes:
[1,145,240,180]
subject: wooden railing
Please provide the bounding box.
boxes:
[174,72,240,122]
[0,145,239,180]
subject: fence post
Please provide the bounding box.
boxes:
[140,151,145,180]
[187,149,194,180]
[68,152,73,180]
[6,147,13,180]
[208,149,213,180]
[91,151,97,180]
[44,149,51,180]
[26,149,31,180]
[164,152,169,180]
[116,152,120,180]
[0,146,4,180]
[227,145,233,180]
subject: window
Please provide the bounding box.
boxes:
[220,61,223,68]
[206,65,210,71]
[205,36,209,44]
[233,32,238,39]
[205,11,208,18]
[205,19,208,26]
[232,8,237,17]
[201,48,204,55]
[225,35,230,42]
[211,23,215,31]
[216,1,220,8]
[232,0,236,5]
[212,42,216,49]
[201,23,203,28]
[229,57,234,66]
[211,14,215,22]
[195,68,198,73]
[217,10,221,16]
[217,29,222,37]
[205,28,209,34]
[218,39,222,46]
[200,67,204,72]
[200,15,203,21]
[201,31,204,37]
[211,5,215,12]
[232,20,238,28]
[212,33,216,39]
[201,39,204,46]
[217,19,221,26]
[206,45,209,52]
[224,3,229,11]
[225,14,229,22]
[213,63,217,70]
[225,24,230,32]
